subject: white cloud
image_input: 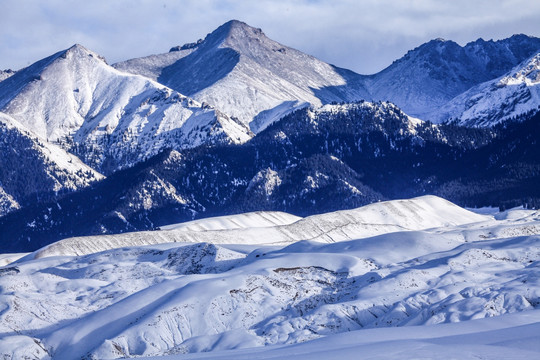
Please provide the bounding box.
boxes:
[1,0,539,73]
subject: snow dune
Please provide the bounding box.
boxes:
[161,211,302,232]
[1,196,540,358]
[0,218,539,357]
[29,195,490,259]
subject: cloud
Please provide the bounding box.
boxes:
[1,0,540,73]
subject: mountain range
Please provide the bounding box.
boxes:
[0,44,252,175]
[115,20,371,133]
[115,21,540,128]
[0,20,539,251]
[368,34,540,118]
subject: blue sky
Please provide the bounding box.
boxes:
[2,0,540,74]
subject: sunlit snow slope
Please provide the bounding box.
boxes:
[0,44,252,173]
[1,196,540,358]
[433,52,540,126]
[161,211,302,232]
[29,195,489,258]
[115,20,371,133]
[147,311,540,359]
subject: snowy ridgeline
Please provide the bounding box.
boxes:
[1,22,540,225]
[0,44,252,174]
[1,195,540,359]
[114,22,540,129]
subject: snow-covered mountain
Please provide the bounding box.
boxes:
[368,34,540,118]
[7,100,540,252]
[432,52,540,126]
[0,44,252,173]
[0,23,539,247]
[115,20,371,133]
[115,23,540,127]
[0,23,539,359]
[0,112,103,217]
[1,197,540,358]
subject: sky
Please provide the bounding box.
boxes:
[2,0,540,74]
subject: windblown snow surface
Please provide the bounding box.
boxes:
[1,196,540,359]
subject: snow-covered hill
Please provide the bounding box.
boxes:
[161,211,302,232]
[0,44,252,173]
[115,20,371,133]
[1,197,539,358]
[28,196,490,258]
[0,112,103,216]
[152,311,540,359]
[368,35,540,118]
[432,52,540,126]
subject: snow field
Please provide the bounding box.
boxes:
[0,196,539,358]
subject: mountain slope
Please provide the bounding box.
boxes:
[113,45,197,82]
[0,44,252,173]
[0,146,386,252]
[432,52,540,126]
[0,100,505,251]
[0,112,103,217]
[432,110,540,209]
[115,20,371,132]
[368,34,540,118]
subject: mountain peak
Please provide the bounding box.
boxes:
[167,20,263,53]
[222,19,263,35]
[61,44,107,64]
[204,19,266,46]
[424,38,459,48]
[508,33,536,41]
[68,43,88,51]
